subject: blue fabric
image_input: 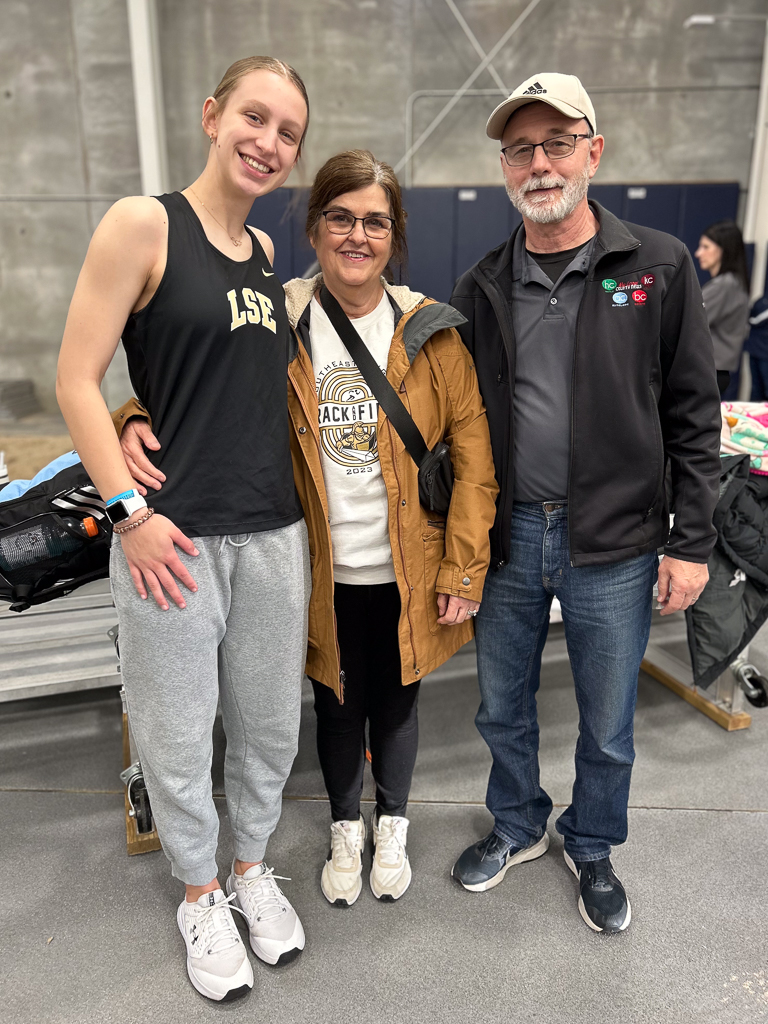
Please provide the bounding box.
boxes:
[750,356,768,401]
[0,450,80,503]
[474,502,658,861]
[745,296,768,360]
[721,366,740,401]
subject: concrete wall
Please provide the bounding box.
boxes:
[0,0,765,411]
[0,0,139,411]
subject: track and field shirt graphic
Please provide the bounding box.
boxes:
[310,292,396,585]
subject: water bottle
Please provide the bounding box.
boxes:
[0,515,99,573]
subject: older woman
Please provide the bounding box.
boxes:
[118,150,497,907]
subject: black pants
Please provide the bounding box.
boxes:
[311,582,420,822]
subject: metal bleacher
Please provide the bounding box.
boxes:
[0,579,119,703]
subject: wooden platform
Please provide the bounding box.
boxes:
[642,641,751,732]
[122,709,162,856]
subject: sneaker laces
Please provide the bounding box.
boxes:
[477,831,510,862]
[190,892,246,956]
[583,858,614,891]
[375,817,408,866]
[237,866,291,923]
[330,821,364,866]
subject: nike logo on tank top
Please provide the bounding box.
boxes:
[120,192,303,537]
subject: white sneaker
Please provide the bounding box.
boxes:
[370,813,412,901]
[176,889,253,1002]
[320,817,366,907]
[226,863,305,966]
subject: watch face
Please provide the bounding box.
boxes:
[107,501,129,524]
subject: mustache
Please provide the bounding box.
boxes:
[520,174,567,195]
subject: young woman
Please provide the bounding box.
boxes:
[695,220,750,399]
[119,150,498,907]
[56,58,311,1004]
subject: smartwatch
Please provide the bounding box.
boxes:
[105,489,148,525]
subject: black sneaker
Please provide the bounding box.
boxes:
[564,851,631,933]
[452,831,549,891]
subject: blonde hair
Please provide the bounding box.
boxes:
[212,57,310,156]
[306,150,408,267]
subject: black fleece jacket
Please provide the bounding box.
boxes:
[449,201,722,570]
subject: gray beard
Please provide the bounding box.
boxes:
[506,164,591,224]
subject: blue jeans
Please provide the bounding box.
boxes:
[750,355,768,401]
[474,502,658,862]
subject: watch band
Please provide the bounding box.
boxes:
[105,489,148,525]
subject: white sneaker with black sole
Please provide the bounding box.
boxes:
[370,813,412,901]
[226,863,305,966]
[176,889,253,1002]
[321,817,366,907]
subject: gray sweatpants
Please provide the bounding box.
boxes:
[110,519,310,885]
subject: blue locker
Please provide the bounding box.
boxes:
[402,188,456,302]
[454,187,511,281]
[589,184,623,218]
[246,190,293,284]
[622,184,682,235]
[288,189,314,280]
[250,181,745,301]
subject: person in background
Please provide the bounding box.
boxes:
[744,292,768,401]
[57,57,311,1004]
[695,221,750,399]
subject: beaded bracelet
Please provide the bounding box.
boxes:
[113,507,155,535]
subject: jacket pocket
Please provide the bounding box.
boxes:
[423,527,445,635]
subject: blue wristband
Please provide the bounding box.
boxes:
[107,489,139,507]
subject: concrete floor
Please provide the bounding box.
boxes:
[2,615,767,1024]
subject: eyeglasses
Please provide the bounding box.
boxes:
[321,211,394,239]
[501,133,593,167]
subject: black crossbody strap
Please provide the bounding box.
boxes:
[319,285,430,467]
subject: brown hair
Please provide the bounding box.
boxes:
[212,57,310,157]
[306,150,408,267]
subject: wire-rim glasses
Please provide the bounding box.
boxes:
[321,210,394,239]
[501,133,593,167]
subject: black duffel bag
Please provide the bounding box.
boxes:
[0,455,111,612]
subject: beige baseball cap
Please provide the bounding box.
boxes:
[486,72,596,141]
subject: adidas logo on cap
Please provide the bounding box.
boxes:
[486,73,596,140]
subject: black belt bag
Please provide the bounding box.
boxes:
[320,285,454,517]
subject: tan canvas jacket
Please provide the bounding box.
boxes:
[113,275,498,701]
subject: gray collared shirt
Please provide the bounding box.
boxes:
[511,229,595,502]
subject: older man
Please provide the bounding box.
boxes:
[450,73,721,932]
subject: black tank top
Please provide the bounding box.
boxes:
[121,191,302,537]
